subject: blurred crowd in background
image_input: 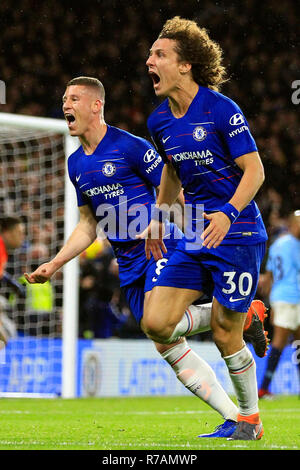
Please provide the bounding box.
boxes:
[0,0,299,340]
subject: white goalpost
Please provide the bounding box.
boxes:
[0,112,79,398]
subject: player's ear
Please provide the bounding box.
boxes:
[179,62,192,75]
[92,99,103,114]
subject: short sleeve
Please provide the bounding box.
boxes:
[213,97,258,159]
[67,154,88,207]
[147,114,169,164]
[127,137,164,188]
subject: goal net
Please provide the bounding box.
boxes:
[0,113,79,397]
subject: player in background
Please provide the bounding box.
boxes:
[140,17,268,440]
[258,210,300,398]
[0,216,26,345]
[24,77,267,438]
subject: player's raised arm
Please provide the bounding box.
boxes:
[24,205,97,283]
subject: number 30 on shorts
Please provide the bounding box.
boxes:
[222,271,253,296]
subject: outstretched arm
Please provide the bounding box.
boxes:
[24,205,97,283]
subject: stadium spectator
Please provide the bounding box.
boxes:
[79,259,128,339]
[258,210,300,398]
[0,216,26,345]
[79,239,131,338]
[16,243,58,337]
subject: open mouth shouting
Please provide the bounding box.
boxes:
[149,71,161,90]
[64,113,76,128]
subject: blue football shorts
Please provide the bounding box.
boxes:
[154,239,266,313]
[121,234,179,324]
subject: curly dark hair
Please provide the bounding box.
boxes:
[158,16,227,91]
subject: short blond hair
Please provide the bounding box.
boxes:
[158,16,227,91]
[67,76,105,103]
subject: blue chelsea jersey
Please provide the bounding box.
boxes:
[147,86,268,245]
[67,125,181,286]
[68,125,164,242]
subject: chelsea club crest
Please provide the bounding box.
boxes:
[193,126,207,142]
[102,162,116,177]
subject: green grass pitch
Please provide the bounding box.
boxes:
[0,395,299,450]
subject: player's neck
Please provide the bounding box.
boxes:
[80,121,107,155]
[168,81,199,118]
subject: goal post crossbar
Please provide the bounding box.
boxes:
[0,112,80,398]
[0,112,69,133]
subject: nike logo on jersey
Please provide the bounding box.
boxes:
[229,296,245,302]
[76,174,81,182]
[162,136,171,144]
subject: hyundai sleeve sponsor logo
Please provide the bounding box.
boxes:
[229,113,245,126]
[229,125,249,138]
[143,148,158,163]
